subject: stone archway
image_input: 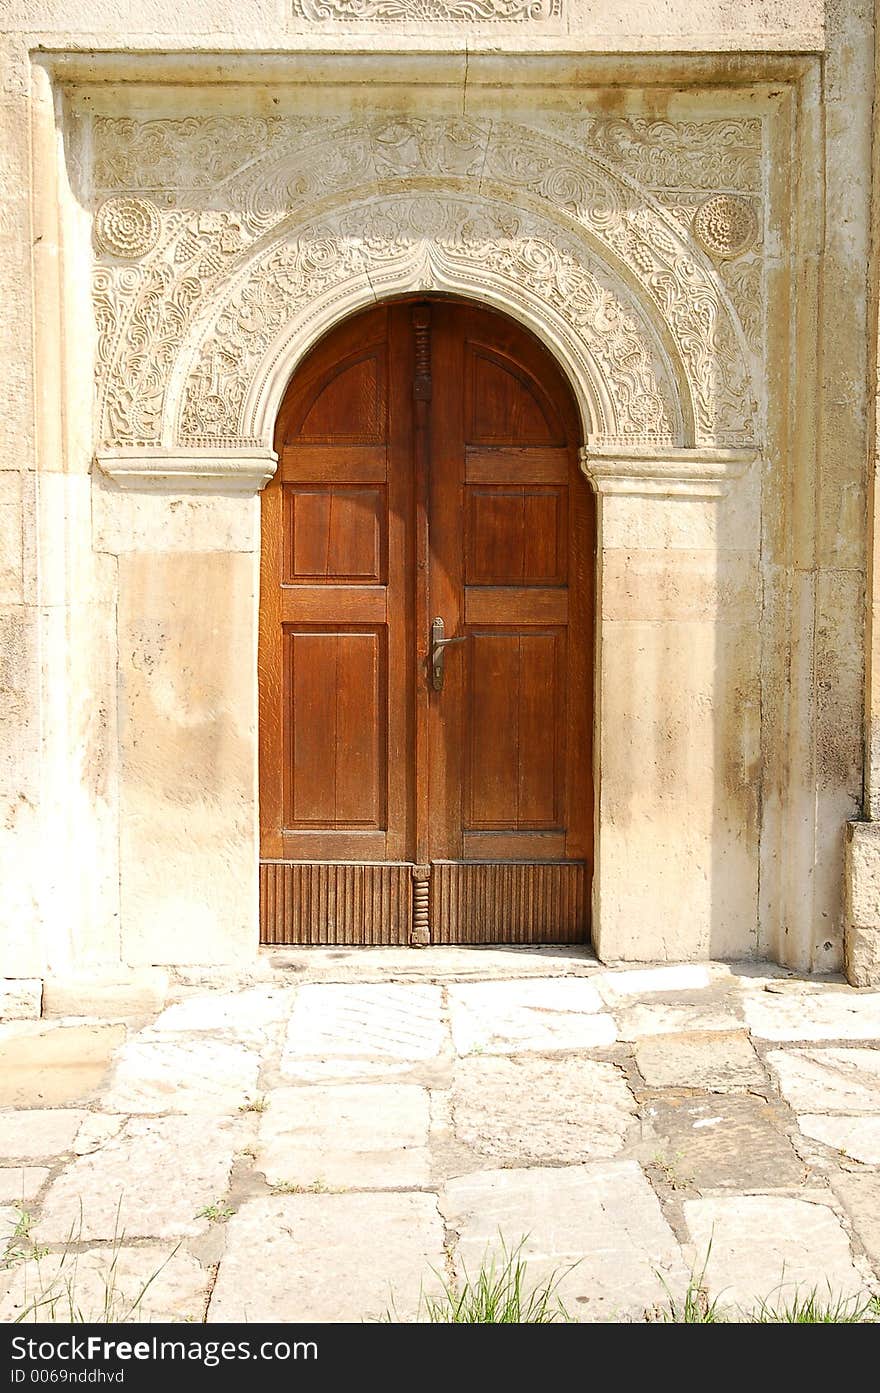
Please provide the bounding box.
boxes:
[86,109,765,966]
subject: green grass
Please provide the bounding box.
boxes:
[2,1208,49,1270]
[8,1202,176,1324]
[751,1288,880,1323]
[195,1201,235,1223]
[270,1178,337,1195]
[656,1278,723,1323]
[400,1236,880,1323]
[417,1238,574,1324]
[653,1243,722,1322]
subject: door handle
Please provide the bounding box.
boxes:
[430,616,467,691]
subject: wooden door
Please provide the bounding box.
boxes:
[259,298,594,945]
[427,301,593,941]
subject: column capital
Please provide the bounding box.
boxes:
[579,445,758,498]
[95,446,278,494]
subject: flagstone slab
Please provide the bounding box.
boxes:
[268,946,600,982]
[831,1172,880,1266]
[0,1026,126,1107]
[595,965,718,1001]
[767,1048,880,1112]
[743,991,880,1042]
[452,1055,636,1164]
[640,1091,805,1191]
[41,971,168,1020]
[73,1114,126,1156]
[0,1168,48,1205]
[0,980,41,1022]
[0,1205,21,1244]
[0,1244,211,1323]
[441,1163,687,1322]
[147,987,294,1047]
[448,979,615,1056]
[35,1116,241,1242]
[683,1196,864,1312]
[614,997,747,1041]
[635,1031,766,1091]
[0,1022,58,1045]
[281,985,445,1080]
[0,1110,87,1161]
[255,1084,430,1189]
[208,1193,445,1322]
[102,1036,260,1114]
[797,1115,880,1164]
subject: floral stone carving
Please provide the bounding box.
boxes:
[93,196,161,259]
[178,193,678,445]
[89,114,763,458]
[693,194,759,259]
[291,0,560,20]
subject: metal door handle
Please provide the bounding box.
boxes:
[430,616,467,691]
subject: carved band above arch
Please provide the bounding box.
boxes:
[290,0,562,18]
[89,114,763,489]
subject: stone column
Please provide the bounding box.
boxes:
[581,446,760,963]
[0,42,44,983]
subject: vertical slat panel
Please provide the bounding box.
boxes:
[430,862,587,944]
[266,864,276,945]
[259,862,412,945]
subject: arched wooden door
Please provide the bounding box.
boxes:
[259,298,594,944]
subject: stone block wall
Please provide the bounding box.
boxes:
[0,0,876,989]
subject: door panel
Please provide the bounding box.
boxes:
[286,487,386,583]
[259,296,594,945]
[284,628,386,828]
[467,347,565,445]
[260,305,413,877]
[260,861,412,946]
[465,488,567,586]
[295,350,387,441]
[466,629,564,830]
[426,301,592,866]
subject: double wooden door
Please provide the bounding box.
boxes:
[259,298,594,944]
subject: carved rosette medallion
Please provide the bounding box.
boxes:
[94,196,161,259]
[693,194,758,259]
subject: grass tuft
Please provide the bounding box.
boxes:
[650,1238,722,1322]
[195,1201,235,1224]
[239,1096,269,1114]
[418,1237,574,1324]
[752,1287,880,1323]
[270,1178,339,1195]
[654,1278,723,1323]
[9,1201,176,1324]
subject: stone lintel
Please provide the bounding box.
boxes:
[95,447,278,494]
[579,445,758,498]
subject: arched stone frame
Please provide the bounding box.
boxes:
[87,113,765,963]
[92,118,762,491]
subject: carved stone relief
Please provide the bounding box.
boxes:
[693,195,759,259]
[94,196,161,259]
[178,193,679,445]
[290,0,561,20]
[87,113,765,467]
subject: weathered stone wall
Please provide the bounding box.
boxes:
[845,1,880,985]
[0,1,875,985]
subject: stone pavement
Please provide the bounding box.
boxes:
[1,949,880,1322]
